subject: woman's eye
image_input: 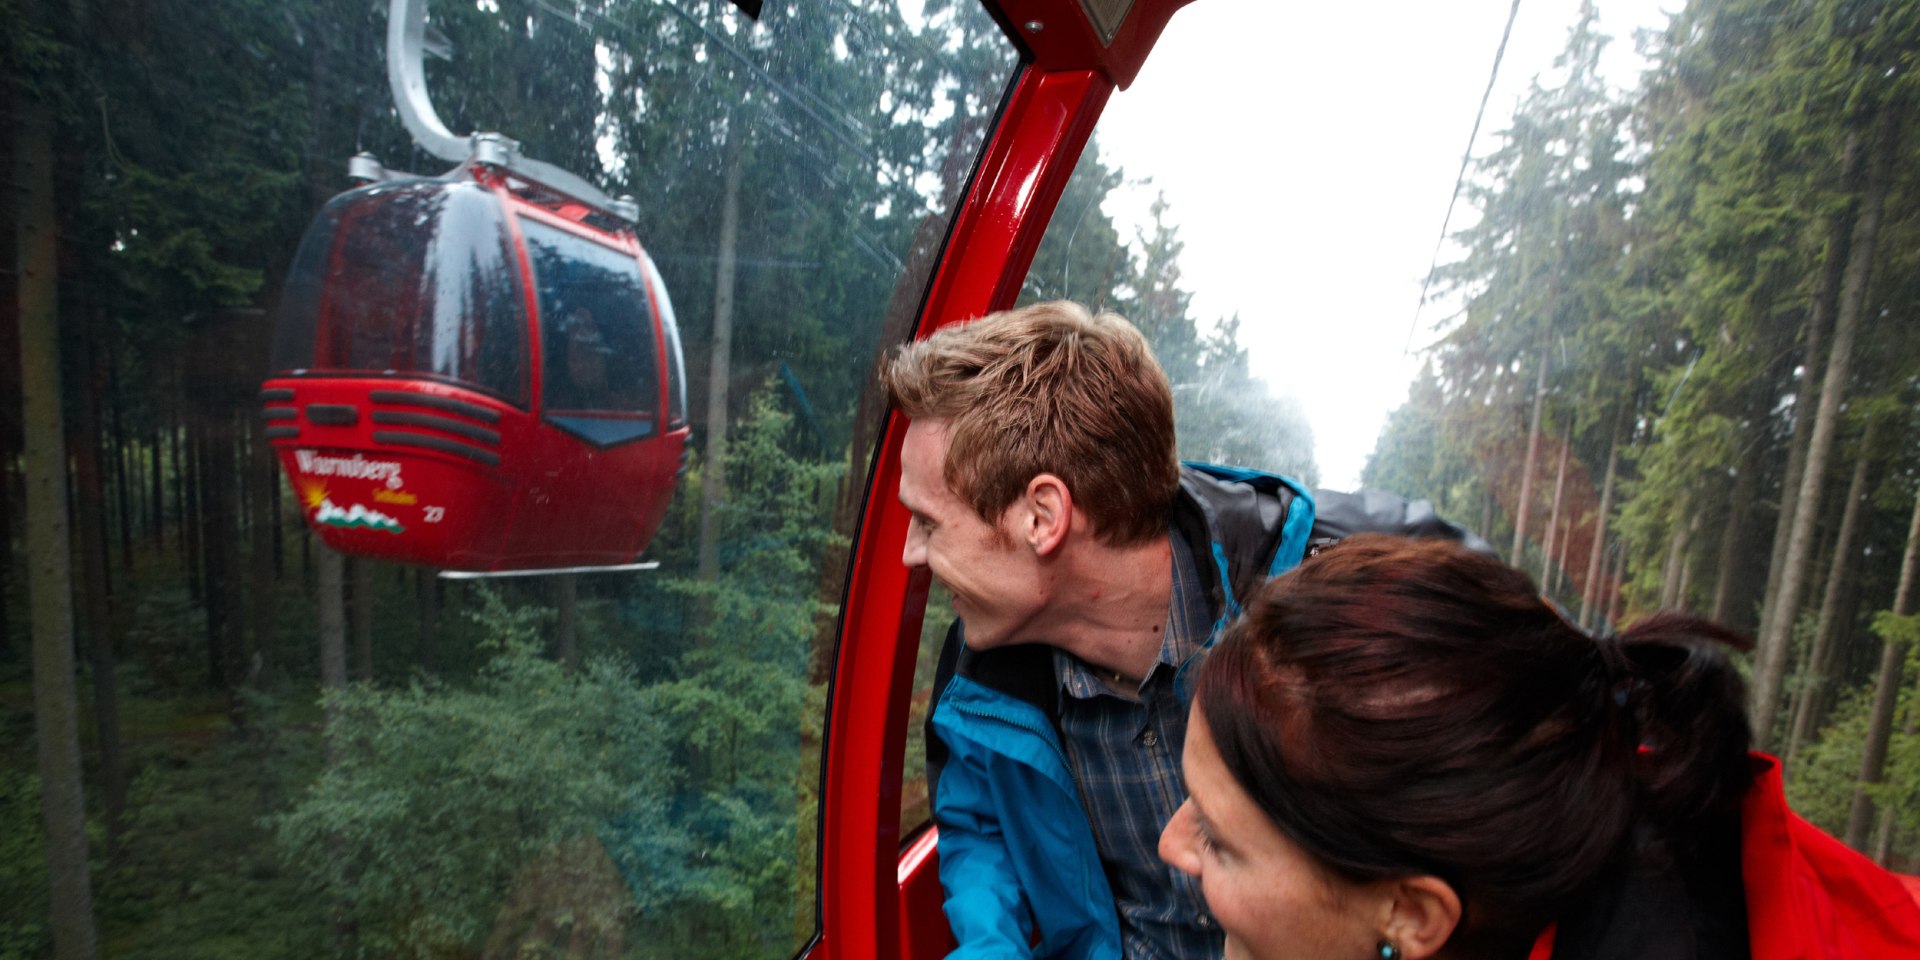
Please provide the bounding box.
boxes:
[1196,824,1219,857]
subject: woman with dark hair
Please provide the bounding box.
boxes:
[1158,534,1920,960]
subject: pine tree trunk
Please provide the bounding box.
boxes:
[1786,424,1875,766]
[1676,513,1700,610]
[416,568,438,674]
[197,411,242,690]
[271,463,285,579]
[320,549,348,717]
[249,448,277,682]
[107,342,133,573]
[1709,450,1756,627]
[697,124,743,585]
[351,556,374,681]
[1579,414,1624,630]
[1844,482,1920,851]
[315,545,355,950]
[1607,542,1628,629]
[1873,655,1920,864]
[1541,428,1571,588]
[18,91,101,960]
[1480,482,1496,549]
[185,417,203,604]
[66,322,126,848]
[1511,348,1549,561]
[1556,511,1575,596]
[147,423,163,549]
[1753,104,1895,751]
[1756,132,1856,656]
[1660,490,1694,609]
[0,457,12,665]
[0,79,17,669]
[554,573,579,669]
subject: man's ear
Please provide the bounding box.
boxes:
[1022,473,1073,556]
[1378,875,1461,960]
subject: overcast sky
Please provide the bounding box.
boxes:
[1094,0,1676,490]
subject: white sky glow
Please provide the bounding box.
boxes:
[1095,0,1675,490]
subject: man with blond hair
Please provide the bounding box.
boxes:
[883,301,1316,960]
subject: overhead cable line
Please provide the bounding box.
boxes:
[1406,0,1525,354]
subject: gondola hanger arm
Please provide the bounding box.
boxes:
[386,0,639,222]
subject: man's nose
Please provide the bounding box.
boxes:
[902,526,927,568]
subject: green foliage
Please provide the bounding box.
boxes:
[639,386,843,956]
[0,0,66,98]
[267,389,841,958]
[0,769,49,960]
[1783,629,1920,862]
[101,702,328,960]
[1786,683,1872,835]
[274,590,677,957]
[1871,611,1920,650]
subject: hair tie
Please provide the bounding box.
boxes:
[1591,632,1649,753]
[1546,596,1642,742]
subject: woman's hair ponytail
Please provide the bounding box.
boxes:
[1615,613,1755,844]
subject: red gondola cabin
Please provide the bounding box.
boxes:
[262,164,688,572]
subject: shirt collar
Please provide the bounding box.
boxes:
[1057,528,1209,700]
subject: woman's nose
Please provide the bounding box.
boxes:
[1158,800,1201,877]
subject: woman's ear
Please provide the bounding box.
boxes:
[1380,875,1460,960]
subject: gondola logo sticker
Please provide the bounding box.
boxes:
[294,450,405,489]
[292,450,413,533]
[312,496,406,534]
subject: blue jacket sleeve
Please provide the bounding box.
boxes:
[934,735,1035,960]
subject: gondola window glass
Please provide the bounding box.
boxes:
[523,218,661,425]
[273,181,531,405]
[12,1,1016,958]
[645,252,690,429]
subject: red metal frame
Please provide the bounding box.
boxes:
[816,64,1113,960]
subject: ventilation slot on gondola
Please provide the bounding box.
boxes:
[372,410,501,446]
[372,430,502,467]
[307,404,360,426]
[370,389,502,424]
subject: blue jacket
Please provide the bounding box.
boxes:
[925,464,1315,960]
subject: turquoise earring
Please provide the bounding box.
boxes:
[1377,941,1400,960]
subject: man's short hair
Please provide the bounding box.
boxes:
[880,300,1179,545]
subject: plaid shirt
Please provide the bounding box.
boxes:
[1054,533,1223,960]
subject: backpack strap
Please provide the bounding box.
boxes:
[1176,462,1317,624]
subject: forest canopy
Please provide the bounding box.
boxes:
[6,0,1920,957]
